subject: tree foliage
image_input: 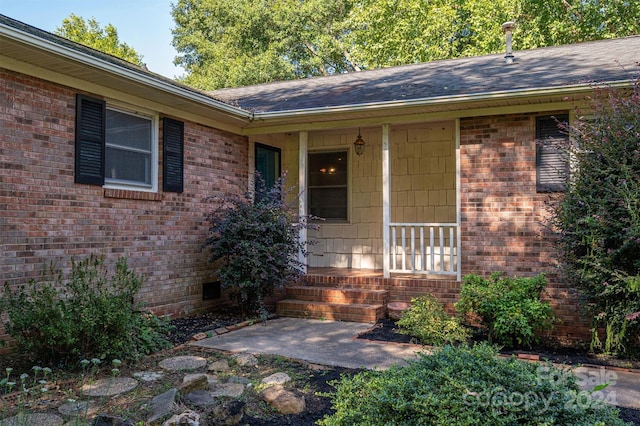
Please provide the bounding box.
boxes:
[552,80,640,357]
[55,14,144,66]
[171,0,640,89]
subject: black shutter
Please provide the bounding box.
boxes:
[75,94,105,185]
[536,115,569,192]
[163,118,184,193]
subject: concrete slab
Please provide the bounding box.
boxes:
[191,317,421,370]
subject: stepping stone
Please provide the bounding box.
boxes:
[1,413,64,426]
[183,390,215,407]
[159,355,207,371]
[208,359,230,372]
[81,377,138,397]
[133,371,164,382]
[262,372,292,386]
[148,387,177,424]
[58,400,96,417]
[210,383,245,398]
[184,373,219,388]
[232,353,257,366]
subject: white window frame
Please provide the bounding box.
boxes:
[103,103,158,192]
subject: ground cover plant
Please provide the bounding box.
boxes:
[204,173,317,319]
[552,80,640,357]
[397,294,469,345]
[320,343,630,426]
[455,272,555,347]
[0,255,171,365]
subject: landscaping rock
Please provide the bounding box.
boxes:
[206,400,246,425]
[259,385,306,415]
[184,372,219,388]
[208,359,230,372]
[261,372,292,386]
[148,387,178,425]
[1,413,64,426]
[58,399,96,418]
[179,374,209,394]
[159,355,207,371]
[183,390,215,408]
[162,410,200,426]
[80,377,138,397]
[227,376,251,385]
[210,383,245,398]
[92,414,136,426]
[232,353,257,366]
[133,371,164,382]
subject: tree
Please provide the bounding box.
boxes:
[171,0,640,90]
[552,80,640,357]
[171,0,355,89]
[55,14,144,66]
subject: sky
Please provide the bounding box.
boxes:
[1,0,185,79]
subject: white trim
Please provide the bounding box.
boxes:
[298,131,308,273]
[382,124,391,278]
[455,119,462,281]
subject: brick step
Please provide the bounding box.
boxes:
[285,286,389,305]
[276,299,386,323]
[302,275,387,290]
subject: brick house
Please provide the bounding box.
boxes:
[2,14,639,346]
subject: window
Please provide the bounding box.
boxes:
[75,94,184,193]
[536,114,569,192]
[308,150,348,220]
[255,143,281,189]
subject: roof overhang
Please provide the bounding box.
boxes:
[0,18,253,133]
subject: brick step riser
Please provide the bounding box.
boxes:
[285,287,389,305]
[276,301,385,323]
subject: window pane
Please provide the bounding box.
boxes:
[308,151,348,220]
[106,109,151,151]
[105,108,153,186]
[106,147,151,185]
[309,187,348,219]
[255,144,281,189]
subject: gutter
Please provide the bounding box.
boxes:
[250,80,634,122]
[0,19,254,121]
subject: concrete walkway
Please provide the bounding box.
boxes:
[191,317,640,410]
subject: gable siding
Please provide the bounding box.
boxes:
[459,113,589,342]
[0,69,248,349]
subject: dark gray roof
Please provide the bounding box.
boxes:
[213,36,640,113]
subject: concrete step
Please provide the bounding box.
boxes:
[276,299,386,323]
[285,286,389,305]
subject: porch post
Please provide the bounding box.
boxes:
[298,131,308,273]
[455,119,462,281]
[382,124,391,278]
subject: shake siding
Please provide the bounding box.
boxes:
[0,69,248,348]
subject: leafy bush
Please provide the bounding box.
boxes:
[552,80,640,356]
[455,272,554,347]
[204,173,317,318]
[397,294,469,345]
[0,255,171,365]
[320,344,628,426]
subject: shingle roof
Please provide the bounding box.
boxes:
[213,36,640,113]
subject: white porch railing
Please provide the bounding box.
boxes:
[388,222,459,277]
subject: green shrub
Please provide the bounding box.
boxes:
[0,255,171,365]
[320,344,628,426]
[203,173,317,319]
[551,81,640,356]
[455,272,554,347]
[397,294,469,345]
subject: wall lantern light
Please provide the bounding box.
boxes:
[353,128,365,156]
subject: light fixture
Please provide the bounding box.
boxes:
[353,128,365,156]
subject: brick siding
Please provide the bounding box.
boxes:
[460,113,590,343]
[0,69,248,348]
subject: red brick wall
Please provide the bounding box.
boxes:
[0,69,248,346]
[459,113,590,344]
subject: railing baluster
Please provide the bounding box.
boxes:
[392,226,397,270]
[439,226,445,272]
[410,227,415,272]
[401,227,407,270]
[420,227,425,272]
[429,226,435,272]
[449,226,455,272]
